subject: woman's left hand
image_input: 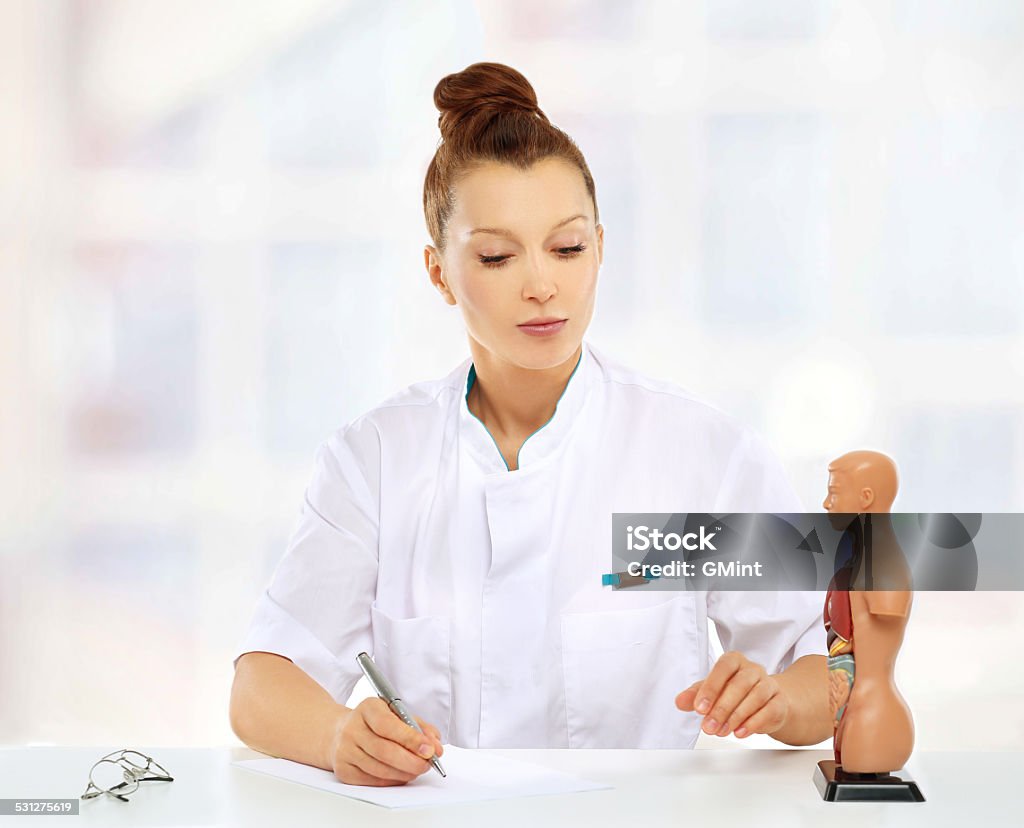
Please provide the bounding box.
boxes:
[674,651,789,738]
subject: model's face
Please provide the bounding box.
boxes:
[823,471,863,528]
[824,472,858,511]
[425,158,603,370]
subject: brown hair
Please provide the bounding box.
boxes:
[423,62,599,252]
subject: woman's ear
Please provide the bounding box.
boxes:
[425,245,457,306]
[595,223,604,266]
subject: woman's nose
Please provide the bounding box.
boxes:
[522,268,556,302]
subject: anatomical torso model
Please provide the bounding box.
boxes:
[817,451,922,801]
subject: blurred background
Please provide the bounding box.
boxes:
[1,0,1022,750]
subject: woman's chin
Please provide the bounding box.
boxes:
[511,341,580,371]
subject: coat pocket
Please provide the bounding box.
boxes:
[370,603,452,743]
[560,596,702,748]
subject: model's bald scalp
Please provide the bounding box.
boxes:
[827,450,899,511]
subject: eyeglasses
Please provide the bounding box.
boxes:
[80,749,174,803]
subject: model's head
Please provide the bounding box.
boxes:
[423,62,603,370]
[823,450,899,514]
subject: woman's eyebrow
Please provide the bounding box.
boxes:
[467,213,588,238]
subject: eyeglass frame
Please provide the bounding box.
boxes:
[80,749,174,803]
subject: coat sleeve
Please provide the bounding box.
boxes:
[705,427,827,675]
[231,417,381,704]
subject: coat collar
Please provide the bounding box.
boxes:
[458,341,595,475]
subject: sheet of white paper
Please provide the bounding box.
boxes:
[232,746,611,809]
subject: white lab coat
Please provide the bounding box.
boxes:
[234,340,825,749]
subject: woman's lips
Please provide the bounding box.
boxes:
[518,319,567,337]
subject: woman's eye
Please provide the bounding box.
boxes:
[479,254,510,269]
[478,244,587,270]
[556,244,586,259]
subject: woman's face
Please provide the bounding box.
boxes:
[425,157,603,371]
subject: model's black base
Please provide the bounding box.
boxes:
[814,760,925,802]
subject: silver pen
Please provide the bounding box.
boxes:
[356,652,446,778]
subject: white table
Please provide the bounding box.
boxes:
[0,746,1015,827]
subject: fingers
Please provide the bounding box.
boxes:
[362,699,437,762]
[327,698,437,787]
[702,659,764,736]
[733,692,787,738]
[333,758,409,787]
[720,677,779,737]
[674,680,703,711]
[353,725,433,777]
[349,742,420,783]
[415,716,444,757]
[331,730,419,788]
[691,651,745,723]
[684,652,778,737]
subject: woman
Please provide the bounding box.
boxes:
[230,62,830,787]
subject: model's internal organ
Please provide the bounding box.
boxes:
[824,582,855,731]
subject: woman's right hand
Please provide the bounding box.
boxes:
[327,698,444,786]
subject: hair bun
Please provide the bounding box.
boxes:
[434,62,549,141]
